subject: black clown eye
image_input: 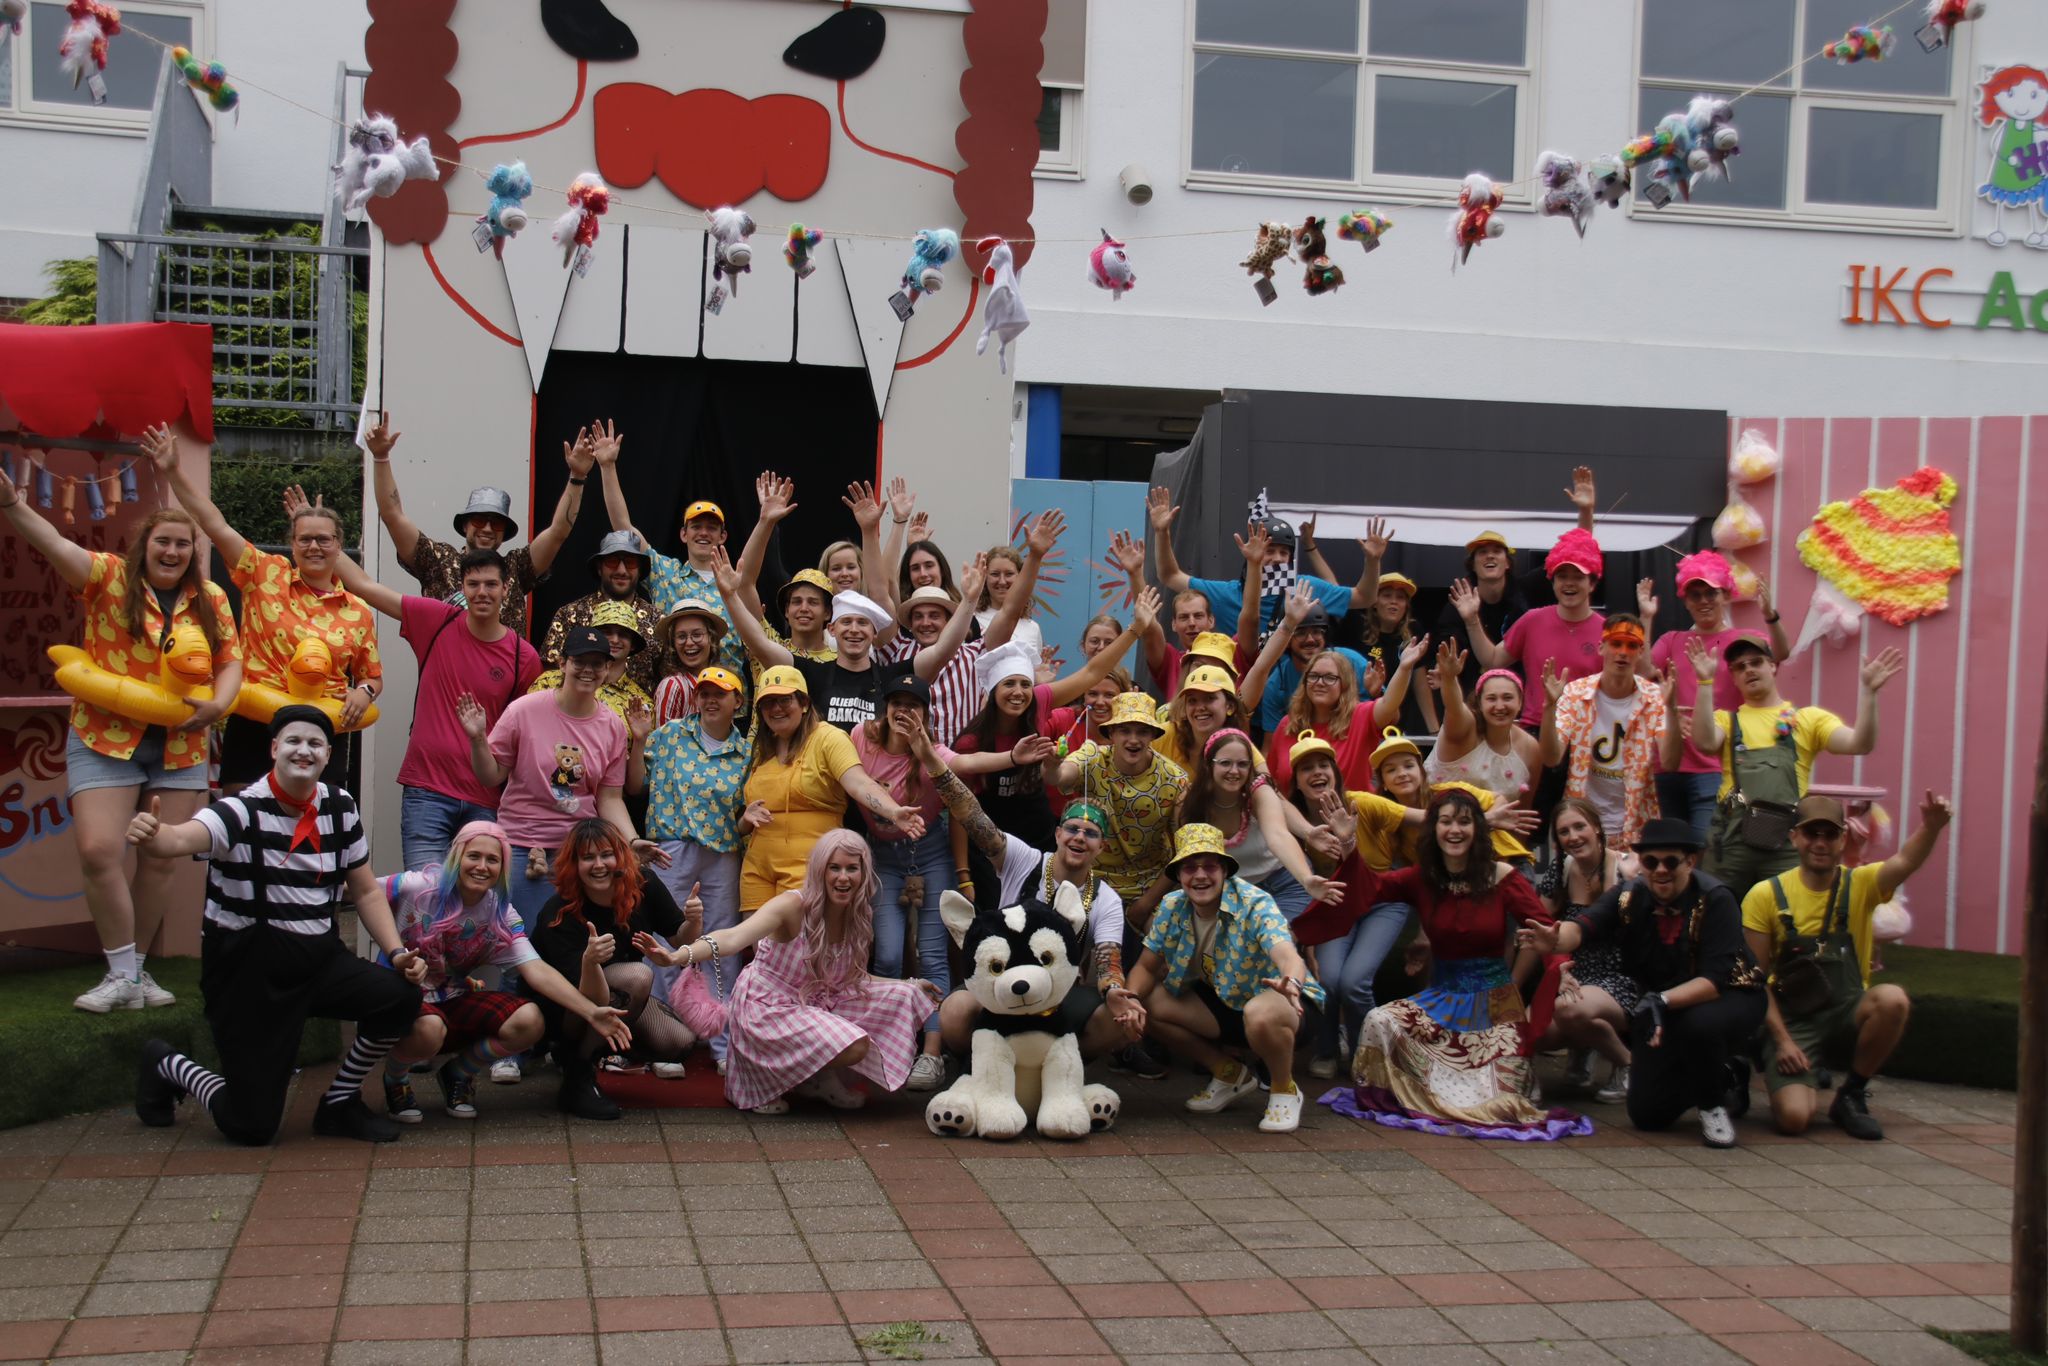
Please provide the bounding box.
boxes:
[783,7,886,80]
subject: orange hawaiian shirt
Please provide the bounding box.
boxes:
[1555,675,1667,848]
[71,552,242,769]
[230,545,382,699]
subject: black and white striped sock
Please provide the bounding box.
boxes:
[321,1035,400,1108]
[157,1052,224,1110]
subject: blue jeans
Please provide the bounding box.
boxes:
[1256,867,1312,922]
[400,786,500,873]
[653,842,741,1061]
[869,822,953,1033]
[1655,771,1721,846]
[1314,901,1412,1058]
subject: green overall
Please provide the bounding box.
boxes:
[1760,873,1863,1093]
[1705,718,1800,902]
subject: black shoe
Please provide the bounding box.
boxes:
[136,1039,182,1128]
[312,1094,402,1143]
[1723,1058,1753,1120]
[1108,1043,1166,1081]
[1829,1086,1884,1141]
[557,1066,621,1122]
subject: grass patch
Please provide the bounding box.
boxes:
[1931,1329,2048,1365]
[856,1322,946,1360]
[1876,945,2022,1091]
[0,959,338,1130]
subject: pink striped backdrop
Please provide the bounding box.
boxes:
[1727,415,2045,954]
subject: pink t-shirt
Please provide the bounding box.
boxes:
[850,725,956,841]
[397,597,543,807]
[1502,607,1606,727]
[487,691,629,848]
[1651,627,1747,774]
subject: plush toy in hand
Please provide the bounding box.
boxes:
[473,162,532,258]
[889,227,960,320]
[1240,221,1294,305]
[336,114,440,218]
[1916,0,1984,51]
[1295,217,1344,296]
[704,207,757,315]
[1336,209,1392,252]
[1823,23,1894,63]
[170,45,236,114]
[925,884,1120,1141]
[59,0,120,105]
[1589,156,1631,209]
[1087,229,1134,300]
[1450,173,1505,270]
[1535,151,1594,238]
[784,223,823,279]
[974,236,1029,373]
[551,173,610,275]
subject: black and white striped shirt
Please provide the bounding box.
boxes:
[194,781,369,936]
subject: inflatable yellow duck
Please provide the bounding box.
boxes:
[48,624,216,728]
[231,637,380,731]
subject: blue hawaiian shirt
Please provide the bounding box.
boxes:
[648,549,746,672]
[1144,876,1325,1011]
[644,714,752,851]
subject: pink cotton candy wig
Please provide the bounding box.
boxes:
[1545,529,1603,578]
[1676,550,1736,594]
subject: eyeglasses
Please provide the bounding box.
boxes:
[1797,822,1845,840]
[294,534,337,548]
[1638,854,1688,872]
[1058,822,1103,841]
[1305,673,1342,686]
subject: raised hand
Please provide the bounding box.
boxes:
[957,551,987,607]
[1861,648,1905,692]
[1636,577,1659,621]
[1036,645,1059,685]
[454,691,488,741]
[756,471,797,525]
[1685,635,1717,682]
[365,412,401,461]
[708,546,742,598]
[842,481,882,534]
[626,698,654,746]
[1398,633,1430,671]
[564,426,595,478]
[886,476,915,523]
[1027,508,1067,556]
[1107,529,1145,578]
[1487,802,1541,837]
[1131,584,1161,634]
[908,510,930,543]
[126,794,163,847]
[1756,576,1775,619]
[1435,637,1468,683]
[281,484,313,521]
[1146,485,1178,532]
[1283,581,1314,626]
[1235,518,1271,569]
[589,419,622,467]
[1361,658,1387,698]
[1448,578,1481,621]
[1314,787,1357,849]
[1565,465,1596,516]
[1541,660,1566,706]
[1298,513,1318,553]
[139,423,180,473]
[1919,789,1953,832]
[1360,516,1392,561]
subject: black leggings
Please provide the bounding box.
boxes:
[1625,989,1767,1132]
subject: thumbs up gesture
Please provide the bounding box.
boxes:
[583,920,616,966]
[127,795,163,847]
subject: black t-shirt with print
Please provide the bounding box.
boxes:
[795,656,880,732]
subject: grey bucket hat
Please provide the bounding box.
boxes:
[586,528,652,577]
[453,487,520,541]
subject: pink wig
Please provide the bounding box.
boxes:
[1545,528,1604,579]
[1675,550,1735,594]
[796,829,880,1003]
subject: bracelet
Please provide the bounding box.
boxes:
[569,475,588,486]
[892,516,909,525]
[1763,614,1780,624]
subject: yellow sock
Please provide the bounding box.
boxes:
[1211,1060,1246,1083]
[1271,1079,1299,1096]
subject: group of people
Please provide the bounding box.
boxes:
[3,421,1947,1149]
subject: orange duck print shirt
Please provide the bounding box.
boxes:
[71,551,241,769]
[230,545,382,699]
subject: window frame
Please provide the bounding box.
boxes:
[1630,0,1971,235]
[1036,86,1085,180]
[1180,0,1542,207]
[1,0,209,135]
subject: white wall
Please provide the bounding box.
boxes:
[0,0,365,298]
[1018,0,2048,419]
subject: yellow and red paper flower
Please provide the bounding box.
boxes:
[1796,466,1961,626]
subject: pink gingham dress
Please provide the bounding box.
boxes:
[721,936,926,1110]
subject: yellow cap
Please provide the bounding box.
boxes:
[1288,727,1338,769]
[683,500,725,524]
[1187,632,1240,673]
[755,664,808,700]
[1369,725,1421,778]
[1377,572,1418,598]
[1178,664,1235,696]
[1165,822,1239,877]
[777,567,834,609]
[695,665,744,694]
[1103,691,1166,734]
[1465,530,1514,555]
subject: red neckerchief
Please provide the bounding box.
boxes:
[266,773,321,854]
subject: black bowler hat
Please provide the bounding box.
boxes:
[1630,817,1705,854]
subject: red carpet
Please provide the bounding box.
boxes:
[592,1047,731,1109]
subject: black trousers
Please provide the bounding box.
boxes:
[201,925,421,1146]
[1626,989,1767,1132]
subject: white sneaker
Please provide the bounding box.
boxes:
[1308,1054,1339,1080]
[1698,1105,1737,1149]
[1594,1065,1631,1105]
[1185,1066,1261,1114]
[794,1068,867,1110]
[489,1058,522,1085]
[136,972,177,1008]
[1562,1049,1594,1090]
[904,1054,946,1092]
[716,1057,728,1077]
[1259,1088,1305,1133]
[651,1061,686,1080]
[75,971,144,1014]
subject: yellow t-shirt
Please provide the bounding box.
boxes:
[1392,781,1533,863]
[1741,861,1883,988]
[1711,704,1844,800]
[1348,791,1414,872]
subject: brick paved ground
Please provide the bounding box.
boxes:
[0,1064,2020,1365]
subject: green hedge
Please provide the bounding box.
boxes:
[0,959,338,1130]
[1874,945,2020,1091]
[210,446,364,549]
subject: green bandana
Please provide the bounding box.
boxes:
[1061,800,1108,833]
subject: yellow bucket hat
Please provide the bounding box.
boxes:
[1103,691,1166,734]
[1187,631,1240,674]
[588,600,647,653]
[1165,822,1239,878]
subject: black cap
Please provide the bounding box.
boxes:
[882,668,931,708]
[1263,517,1296,548]
[1297,602,1331,631]
[1630,817,1706,853]
[270,703,335,742]
[562,625,612,658]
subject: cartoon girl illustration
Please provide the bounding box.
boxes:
[1978,65,2048,248]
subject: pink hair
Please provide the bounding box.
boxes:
[1981,66,2048,125]
[1675,550,1735,594]
[796,830,880,1004]
[1545,528,1604,579]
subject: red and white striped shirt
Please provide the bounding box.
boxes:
[881,636,984,746]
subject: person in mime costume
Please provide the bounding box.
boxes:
[130,705,428,1144]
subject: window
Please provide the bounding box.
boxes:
[2,1,205,132]
[1187,0,1534,199]
[1037,0,1086,178]
[1037,86,1083,177]
[1635,0,1962,229]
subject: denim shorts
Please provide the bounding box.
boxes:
[66,729,209,796]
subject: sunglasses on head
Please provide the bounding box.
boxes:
[1797,821,1844,840]
[1638,853,1689,872]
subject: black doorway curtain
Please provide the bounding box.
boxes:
[530,354,878,642]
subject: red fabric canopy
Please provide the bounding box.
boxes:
[0,322,215,441]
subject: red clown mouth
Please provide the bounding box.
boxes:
[594,84,830,209]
